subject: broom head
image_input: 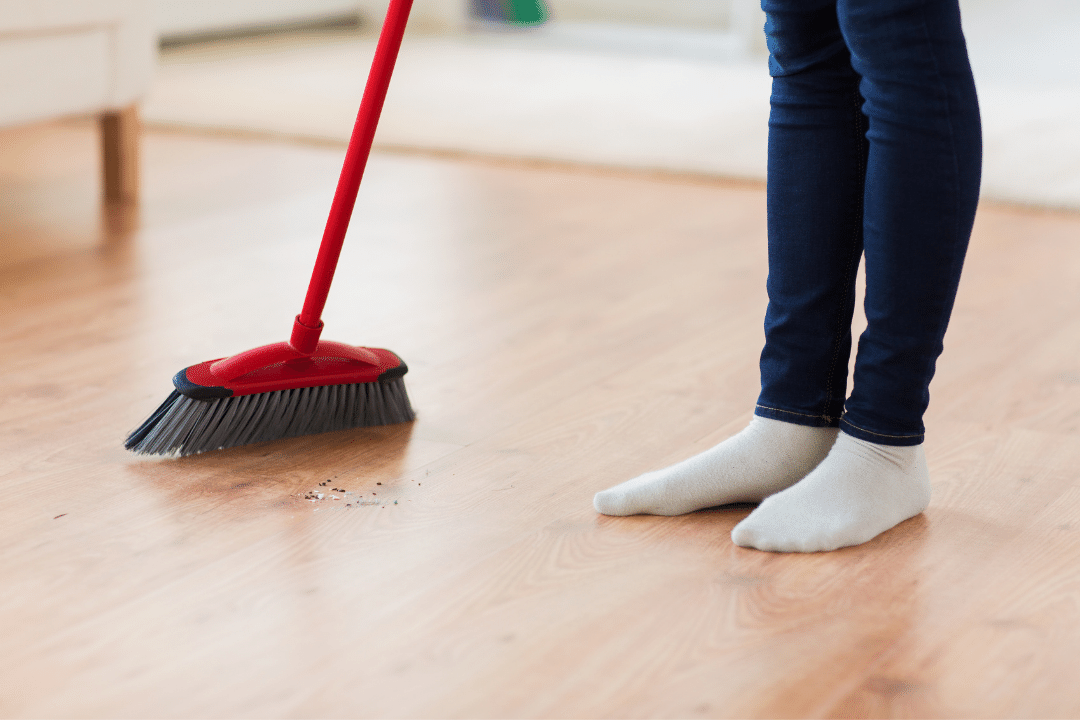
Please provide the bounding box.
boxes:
[125,340,414,456]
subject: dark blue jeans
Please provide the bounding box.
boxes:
[754,0,982,446]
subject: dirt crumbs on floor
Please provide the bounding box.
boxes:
[298,479,400,511]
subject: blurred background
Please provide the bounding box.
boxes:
[2,0,1079,211]
[146,0,1080,210]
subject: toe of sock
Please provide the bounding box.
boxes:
[594,489,630,516]
[730,517,764,549]
[593,490,613,515]
[731,507,842,553]
[732,522,816,553]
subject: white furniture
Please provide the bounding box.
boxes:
[0,0,155,203]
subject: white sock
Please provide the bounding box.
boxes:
[594,417,839,516]
[731,431,931,552]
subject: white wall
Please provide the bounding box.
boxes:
[355,0,468,33]
[546,0,729,28]
[155,0,765,39]
[544,0,766,55]
[155,0,472,40]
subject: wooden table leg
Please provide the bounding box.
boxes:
[100,104,140,205]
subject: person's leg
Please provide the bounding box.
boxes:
[755,0,869,431]
[595,0,863,517]
[733,0,982,551]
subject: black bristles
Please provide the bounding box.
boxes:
[124,379,414,456]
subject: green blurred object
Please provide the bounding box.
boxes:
[504,0,548,25]
[471,0,548,26]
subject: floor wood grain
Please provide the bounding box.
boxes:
[2,119,1079,718]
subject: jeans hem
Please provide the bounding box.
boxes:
[755,404,841,429]
[839,417,923,446]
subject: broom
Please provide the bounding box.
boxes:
[126,0,417,456]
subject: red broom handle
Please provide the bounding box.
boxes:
[291,0,414,354]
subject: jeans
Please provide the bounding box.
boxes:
[754,0,982,446]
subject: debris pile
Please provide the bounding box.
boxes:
[297,478,399,510]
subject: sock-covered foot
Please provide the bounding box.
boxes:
[730,431,931,552]
[594,417,839,516]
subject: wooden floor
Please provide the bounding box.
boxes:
[2,120,1080,719]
